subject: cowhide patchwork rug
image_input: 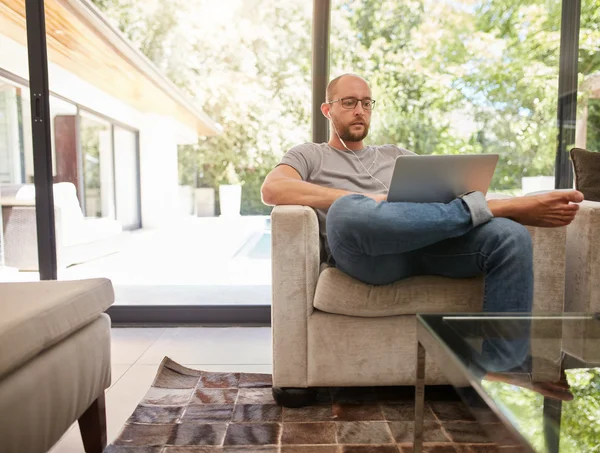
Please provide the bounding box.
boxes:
[104,357,514,453]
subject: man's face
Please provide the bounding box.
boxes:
[329,77,372,142]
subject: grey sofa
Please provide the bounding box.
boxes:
[0,277,114,453]
[271,204,569,404]
[1,182,123,270]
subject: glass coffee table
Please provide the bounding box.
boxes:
[414,313,600,453]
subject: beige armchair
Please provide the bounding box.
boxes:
[271,205,568,405]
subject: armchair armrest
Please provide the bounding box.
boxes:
[271,205,320,387]
[525,225,567,381]
[526,225,567,313]
[488,192,567,312]
[565,200,600,313]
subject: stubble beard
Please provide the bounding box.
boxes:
[338,123,370,142]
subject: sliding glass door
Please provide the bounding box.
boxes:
[13,0,594,323]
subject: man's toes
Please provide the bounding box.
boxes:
[559,213,573,221]
[564,204,579,212]
[549,214,575,226]
[563,190,584,203]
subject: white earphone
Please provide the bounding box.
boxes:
[327,111,389,191]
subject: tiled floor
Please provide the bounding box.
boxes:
[49,327,273,453]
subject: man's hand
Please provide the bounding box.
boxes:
[364,193,387,203]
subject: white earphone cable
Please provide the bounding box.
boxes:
[329,114,389,192]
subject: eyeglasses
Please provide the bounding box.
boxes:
[328,97,376,110]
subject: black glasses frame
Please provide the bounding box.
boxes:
[328,97,376,110]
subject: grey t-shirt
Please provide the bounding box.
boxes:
[278,142,415,259]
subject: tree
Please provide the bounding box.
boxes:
[332,0,600,192]
[331,0,466,156]
[586,100,600,152]
[175,0,312,214]
[92,0,312,215]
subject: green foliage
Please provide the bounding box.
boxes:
[80,122,102,190]
[332,0,600,192]
[239,165,275,216]
[92,0,311,215]
[561,368,600,451]
[332,0,455,156]
[482,368,600,452]
[481,380,547,451]
[587,100,600,152]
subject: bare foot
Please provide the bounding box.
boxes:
[488,190,584,227]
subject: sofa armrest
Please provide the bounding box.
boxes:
[565,200,600,313]
[271,205,320,387]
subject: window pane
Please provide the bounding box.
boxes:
[576,0,600,153]
[59,0,314,308]
[0,82,27,184]
[0,0,34,281]
[331,0,563,194]
[79,113,114,218]
[50,96,78,189]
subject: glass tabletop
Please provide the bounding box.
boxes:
[417,313,600,453]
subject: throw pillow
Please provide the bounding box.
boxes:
[570,147,600,202]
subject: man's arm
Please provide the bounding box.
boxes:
[261,164,384,210]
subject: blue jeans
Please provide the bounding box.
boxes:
[326,194,533,374]
[326,194,534,314]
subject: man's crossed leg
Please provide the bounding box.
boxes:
[326,190,584,313]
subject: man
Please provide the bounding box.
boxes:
[261,73,583,314]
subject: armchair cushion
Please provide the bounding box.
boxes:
[314,267,483,317]
[0,278,114,379]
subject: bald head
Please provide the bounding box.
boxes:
[326,73,369,102]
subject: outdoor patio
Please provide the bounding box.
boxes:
[2,215,272,306]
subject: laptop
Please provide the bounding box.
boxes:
[387,154,499,203]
